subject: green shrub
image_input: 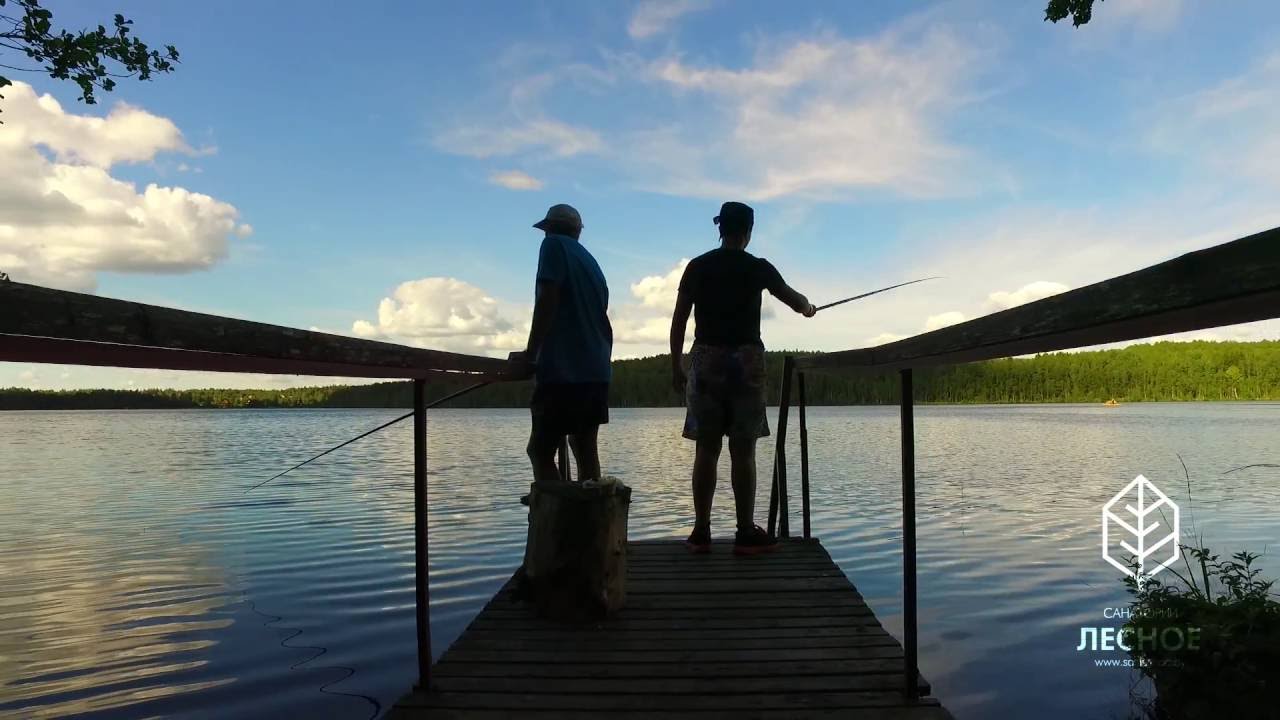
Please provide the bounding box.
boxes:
[1123,546,1280,719]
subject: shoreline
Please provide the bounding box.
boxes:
[4,398,1278,412]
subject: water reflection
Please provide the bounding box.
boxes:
[1,404,1277,719]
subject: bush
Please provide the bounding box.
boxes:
[1123,546,1280,719]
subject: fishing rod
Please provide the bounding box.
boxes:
[814,276,942,312]
[246,379,493,493]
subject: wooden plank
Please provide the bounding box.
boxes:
[438,646,904,664]
[625,557,837,566]
[627,540,824,550]
[456,625,889,641]
[449,633,900,653]
[497,582,864,598]
[0,281,506,375]
[627,550,829,563]
[479,604,877,619]
[624,560,836,570]
[402,690,936,711]
[384,702,957,712]
[611,591,870,610]
[398,539,951,720]
[430,673,928,695]
[0,333,496,380]
[466,614,885,632]
[428,658,912,679]
[628,538,820,546]
[625,577,856,594]
[626,566,848,578]
[799,225,1280,372]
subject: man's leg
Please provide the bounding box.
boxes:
[723,346,775,553]
[568,425,601,483]
[727,436,757,531]
[526,429,563,486]
[527,382,570,487]
[692,436,722,533]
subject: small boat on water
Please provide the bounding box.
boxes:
[1103,399,1120,407]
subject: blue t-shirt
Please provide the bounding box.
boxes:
[534,234,613,384]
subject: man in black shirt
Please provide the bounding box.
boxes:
[669,201,816,555]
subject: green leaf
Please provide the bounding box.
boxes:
[0,0,181,112]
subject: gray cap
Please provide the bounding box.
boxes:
[533,203,583,231]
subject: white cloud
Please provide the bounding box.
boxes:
[434,18,991,202]
[489,170,545,191]
[923,311,966,332]
[348,265,700,359]
[0,82,250,292]
[349,268,689,358]
[1149,52,1280,189]
[606,259,693,351]
[758,193,1280,355]
[352,277,528,355]
[610,313,673,346]
[986,281,1070,312]
[1105,0,1184,32]
[866,332,907,346]
[2,86,187,167]
[630,259,688,309]
[628,0,712,39]
[612,257,794,351]
[435,119,603,159]
[640,25,986,200]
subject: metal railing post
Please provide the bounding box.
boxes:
[767,459,780,537]
[799,370,810,539]
[413,379,432,688]
[900,368,919,699]
[769,356,794,538]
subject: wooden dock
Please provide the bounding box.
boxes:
[389,538,951,719]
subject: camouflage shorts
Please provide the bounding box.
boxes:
[682,343,770,441]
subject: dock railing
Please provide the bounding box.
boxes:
[4,222,1279,705]
[0,279,521,692]
[769,224,1280,698]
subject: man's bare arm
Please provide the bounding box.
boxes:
[508,280,561,378]
[769,283,816,317]
[526,280,561,356]
[669,290,693,393]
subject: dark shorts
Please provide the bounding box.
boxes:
[682,343,770,441]
[530,382,610,438]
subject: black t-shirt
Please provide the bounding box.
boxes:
[678,248,786,347]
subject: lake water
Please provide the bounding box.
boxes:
[1,404,1277,719]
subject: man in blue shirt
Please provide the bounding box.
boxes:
[508,204,613,486]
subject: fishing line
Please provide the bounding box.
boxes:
[247,379,493,493]
[250,275,938,494]
[814,276,942,312]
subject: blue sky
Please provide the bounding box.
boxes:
[3,0,1279,390]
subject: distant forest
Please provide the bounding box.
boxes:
[2,341,1278,410]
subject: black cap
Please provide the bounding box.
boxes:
[713,201,754,230]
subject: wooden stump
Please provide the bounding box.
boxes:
[516,477,631,621]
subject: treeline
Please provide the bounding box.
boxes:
[2,341,1278,410]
